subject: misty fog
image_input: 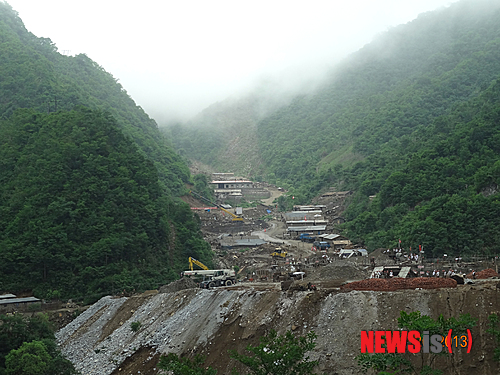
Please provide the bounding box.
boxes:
[7,0,455,124]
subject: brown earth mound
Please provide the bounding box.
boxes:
[159,277,198,293]
[466,268,499,279]
[315,261,370,280]
[340,277,457,292]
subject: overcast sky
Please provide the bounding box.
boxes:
[7,0,455,123]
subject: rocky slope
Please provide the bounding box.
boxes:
[57,281,500,374]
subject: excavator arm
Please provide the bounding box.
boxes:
[188,257,209,271]
[219,207,244,222]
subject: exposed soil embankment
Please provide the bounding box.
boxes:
[57,281,500,375]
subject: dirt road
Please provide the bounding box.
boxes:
[251,220,290,244]
[260,186,284,206]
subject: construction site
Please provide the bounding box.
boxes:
[52,178,500,375]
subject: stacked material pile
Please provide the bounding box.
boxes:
[340,277,457,292]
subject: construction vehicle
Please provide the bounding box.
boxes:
[190,190,243,222]
[299,233,316,242]
[271,248,287,258]
[218,206,244,222]
[199,269,237,288]
[182,257,236,287]
[182,257,212,278]
[313,241,331,250]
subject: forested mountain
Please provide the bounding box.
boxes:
[168,0,500,256]
[167,96,265,178]
[257,0,500,190]
[0,2,188,195]
[0,2,211,300]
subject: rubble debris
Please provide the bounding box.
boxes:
[315,261,369,280]
[281,280,293,291]
[159,277,198,293]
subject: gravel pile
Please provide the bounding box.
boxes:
[56,289,260,375]
[56,296,128,374]
[340,277,457,291]
[159,277,198,293]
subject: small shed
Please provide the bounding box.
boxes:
[0,297,41,312]
[286,226,326,235]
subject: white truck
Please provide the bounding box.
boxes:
[183,269,236,288]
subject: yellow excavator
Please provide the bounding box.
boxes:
[218,206,244,222]
[189,190,243,222]
[271,248,287,258]
[188,257,208,271]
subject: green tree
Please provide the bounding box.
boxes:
[0,314,76,375]
[158,353,216,375]
[0,314,53,370]
[5,341,52,375]
[4,339,76,375]
[229,330,320,375]
[130,322,141,332]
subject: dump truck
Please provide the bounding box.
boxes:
[299,233,316,242]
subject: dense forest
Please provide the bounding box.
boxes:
[0,3,212,301]
[344,78,500,256]
[0,313,76,375]
[167,0,500,256]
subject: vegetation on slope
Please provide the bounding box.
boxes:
[344,78,500,256]
[0,1,189,195]
[0,3,212,300]
[165,83,299,179]
[0,313,77,375]
[258,0,500,257]
[0,108,211,300]
[257,0,500,192]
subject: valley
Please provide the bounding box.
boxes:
[3,1,500,374]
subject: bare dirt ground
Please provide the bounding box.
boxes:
[260,186,284,206]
